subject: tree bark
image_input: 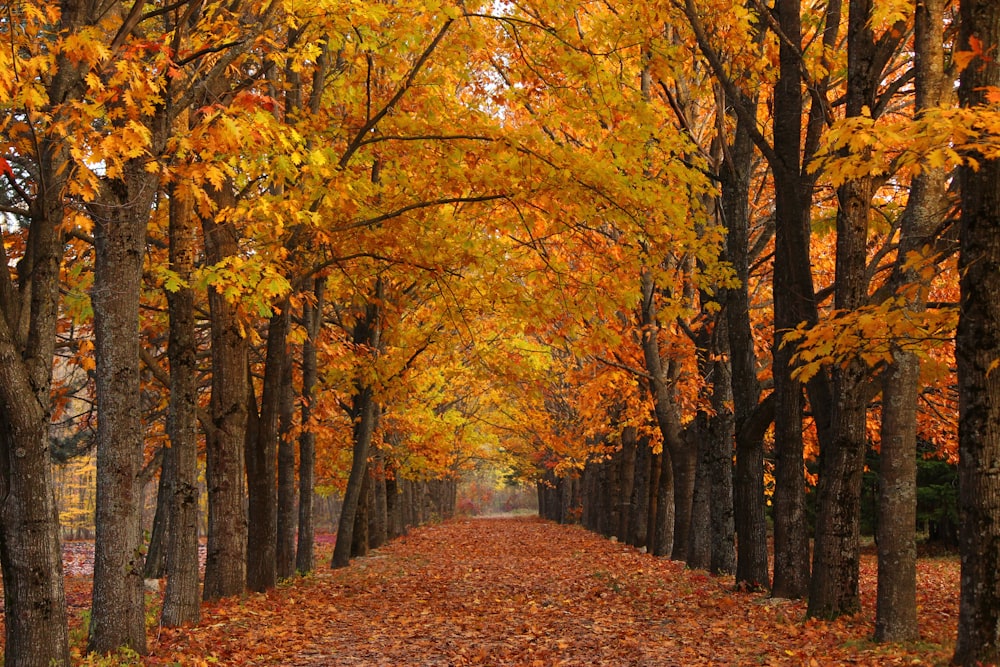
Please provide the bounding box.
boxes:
[370,452,388,550]
[687,418,713,570]
[708,345,736,576]
[720,97,769,589]
[161,184,202,627]
[201,185,248,601]
[770,0,816,600]
[331,284,383,568]
[143,447,172,580]
[617,427,637,542]
[276,347,297,580]
[351,468,373,558]
[875,0,947,642]
[652,449,675,558]
[296,278,325,574]
[639,269,690,558]
[954,0,1000,661]
[88,160,158,655]
[646,452,662,553]
[0,176,69,664]
[246,304,289,592]
[628,434,652,548]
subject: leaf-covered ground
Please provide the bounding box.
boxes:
[143,517,957,666]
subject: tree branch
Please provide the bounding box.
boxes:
[339,20,455,169]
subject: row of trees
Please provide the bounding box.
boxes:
[1,0,999,665]
[514,0,1000,664]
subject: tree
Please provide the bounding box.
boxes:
[0,2,90,663]
[808,0,908,620]
[954,0,1000,661]
[875,0,949,642]
[160,181,201,627]
[296,278,326,574]
[332,283,384,569]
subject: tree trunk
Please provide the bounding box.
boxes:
[371,466,388,549]
[617,428,637,541]
[352,468,372,558]
[954,0,1000,661]
[667,413,695,560]
[0,5,107,660]
[143,448,172,580]
[386,472,402,540]
[639,269,690,558]
[276,349,297,580]
[687,418,713,569]
[628,434,652,547]
[809,0,885,620]
[201,185,248,601]
[770,0,815,600]
[652,450,674,558]
[160,183,202,627]
[709,349,736,575]
[0,173,70,657]
[0,232,68,665]
[646,452,662,552]
[88,161,158,655]
[247,301,290,592]
[874,0,946,642]
[332,386,380,568]
[875,357,919,635]
[720,100,770,589]
[296,278,325,574]
[606,443,622,537]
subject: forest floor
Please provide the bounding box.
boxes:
[6,517,960,665]
[147,517,956,666]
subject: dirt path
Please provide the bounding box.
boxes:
[150,517,956,666]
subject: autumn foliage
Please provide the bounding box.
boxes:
[142,518,956,665]
[1,0,999,664]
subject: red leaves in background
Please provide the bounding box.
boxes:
[0,157,14,180]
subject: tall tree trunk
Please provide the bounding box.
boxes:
[720,99,769,589]
[201,184,248,601]
[161,184,201,627]
[276,350,297,580]
[0,5,99,659]
[809,0,887,620]
[687,418,713,570]
[875,0,947,642]
[770,0,815,600]
[954,0,1000,661]
[88,162,158,655]
[296,278,325,574]
[0,161,70,663]
[709,346,736,576]
[247,302,290,592]
[639,269,690,558]
[606,442,622,537]
[331,284,383,568]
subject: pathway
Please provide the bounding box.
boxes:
[150,517,956,666]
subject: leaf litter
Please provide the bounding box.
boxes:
[146,517,957,666]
